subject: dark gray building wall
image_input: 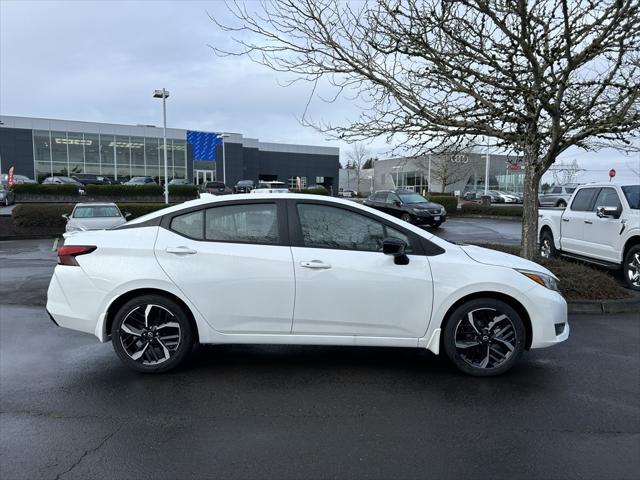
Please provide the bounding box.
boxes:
[0,127,34,178]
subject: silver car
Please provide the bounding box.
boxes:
[63,203,130,233]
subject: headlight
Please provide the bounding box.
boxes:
[516,269,560,291]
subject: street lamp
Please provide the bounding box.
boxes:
[217,133,230,184]
[392,165,403,187]
[153,88,170,204]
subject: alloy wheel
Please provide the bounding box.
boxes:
[454,308,517,370]
[627,253,640,288]
[119,304,181,365]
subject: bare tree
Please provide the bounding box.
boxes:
[346,143,369,193]
[212,0,640,258]
[414,154,473,193]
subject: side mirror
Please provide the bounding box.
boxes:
[596,206,621,219]
[394,200,402,207]
[61,214,69,221]
[382,237,410,265]
[124,212,132,219]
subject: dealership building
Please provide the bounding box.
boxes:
[0,115,340,192]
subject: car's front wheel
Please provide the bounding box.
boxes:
[400,213,413,223]
[443,298,526,376]
[623,245,640,291]
[111,295,195,373]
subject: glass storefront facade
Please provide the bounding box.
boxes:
[32,129,187,182]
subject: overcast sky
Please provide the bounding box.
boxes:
[1,0,638,182]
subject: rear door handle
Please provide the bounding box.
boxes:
[166,246,197,255]
[300,260,332,269]
[584,220,593,224]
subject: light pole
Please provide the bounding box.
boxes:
[428,154,432,193]
[217,133,230,184]
[484,139,491,196]
[392,165,402,188]
[153,88,170,204]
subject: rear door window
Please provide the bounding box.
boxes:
[170,211,204,239]
[205,203,279,244]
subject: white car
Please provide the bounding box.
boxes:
[47,194,569,376]
[63,203,130,233]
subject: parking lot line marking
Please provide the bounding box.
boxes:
[52,237,59,252]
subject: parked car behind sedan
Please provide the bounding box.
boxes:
[1,173,37,184]
[42,176,85,193]
[538,184,579,208]
[125,176,156,185]
[63,203,130,233]
[234,180,255,193]
[201,181,233,195]
[168,178,191,185]
[364,190,447,227]
[0,182,16,206]
[72,174,114,185]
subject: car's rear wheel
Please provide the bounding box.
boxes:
[400,213,412,223]
[539,230,556,259]
[623,245,640,291]
[557,200,567,208]
[443,298,526,376]
[111,295,194,373]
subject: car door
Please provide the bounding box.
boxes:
[560,187,599,253]
[288,200,434,338]
[154,200,295,333]
[583,187,624,262]
[385,192,404,218]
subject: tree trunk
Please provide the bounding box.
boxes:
[521,161,542,260]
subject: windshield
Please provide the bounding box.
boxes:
[73,206,121,218]
[622,185,640,209]
[398,192,428,203]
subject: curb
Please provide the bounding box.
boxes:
[568,291,640,314]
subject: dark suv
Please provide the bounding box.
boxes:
[364,190,447,228]
[234,180,255,193]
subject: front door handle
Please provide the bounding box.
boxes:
[562,218,570,222]
[166,246,197,255]
[300,260,332,269]
[584,220,593,224]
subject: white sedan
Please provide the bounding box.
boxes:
[47,194,569,376]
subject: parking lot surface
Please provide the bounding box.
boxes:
[1,224,638,480]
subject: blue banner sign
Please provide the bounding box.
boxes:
[186,131,221,162]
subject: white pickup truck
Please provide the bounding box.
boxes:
[538,183,640,290]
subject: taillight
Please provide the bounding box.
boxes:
[57,245,97,266]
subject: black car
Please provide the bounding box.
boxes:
[201,181,233,195]
[71,174,114,185]
[363,190,447,227]
[234,180,255,193]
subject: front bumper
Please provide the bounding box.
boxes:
[413,212,447,225]
[523,286,570,349]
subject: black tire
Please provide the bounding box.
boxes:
[557,200,567,208]
[442,298,526,377]
[431,222,441,229]
[111,294,195,373]
[623,245,640,291]
[539,229,557,259]
[400,213,413,223]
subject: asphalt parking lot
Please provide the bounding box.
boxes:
[1,227,639,480]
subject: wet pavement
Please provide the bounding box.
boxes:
[1,223,639,480]
[1,305,638,480]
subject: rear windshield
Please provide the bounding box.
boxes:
[622,186,640,209]
[73,206,121,218]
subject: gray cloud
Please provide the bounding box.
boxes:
[1,0,638,180]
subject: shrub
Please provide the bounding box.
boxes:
[12,204,72,229]
[428,195,458,213]
[116,203,170,219]
[293,187,330,195]
[459,204,523,217]
[12,184,80,196]
[474,243,631,301]
[168,184,199,197]
[85,184,163,196]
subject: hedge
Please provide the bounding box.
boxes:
[168,184,199,197]
[12,184,80,196]
[428,195,458,213]
[85,184,163,196]
[12,203,171,230]
[459,204,523,217]
[292,187,331,196]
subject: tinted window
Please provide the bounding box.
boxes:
[551,187,562,194]
[592,188,621,210]
[570,188,599,211]
[205,203,279,244]
[398,192,428,203]
[297,203,411,252]
[622,186,639,209]
[171,211,204,239]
